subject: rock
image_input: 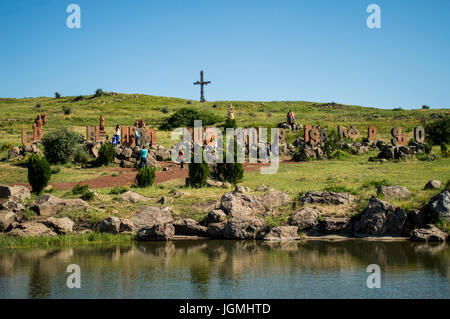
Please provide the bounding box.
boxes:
[119,218,135,233]
[44,217,74,234]
[220,192,265,218]
[171,218,208,236]
[90,143,101,158]
[205,209,227,224]
[318,216,351,234]
[8,147,21,159]
[263,226,300,241]
[120,191,149,203]
[0,211,15,232]
[233,185,251,194]
[136,223,175,241]
[0,200,25,212]
[158,196,172,205]
[0,185,31,202]
[289,207,320,232]
[424,180,442,190]
[120,160,135,168]
[406,209,428,229]
[358,198,407,235]
[130,206,174,229]
[154,147,172,161]
[122,148,133,158]
[299,191,354,205]
[255,185,274,192]
[260,191,290,209]
[30,195,89,217]
[8,222,56,237]
[207,222,226,238]
[377,186,410,199]
[206,179,224,188]
[222,216,267,239]
[428,190,450,222]
[94,217,121,234]
[410,224,447,242]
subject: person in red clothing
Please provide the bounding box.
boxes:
[178,148,184,169]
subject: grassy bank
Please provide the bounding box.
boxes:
[0,232,134,249]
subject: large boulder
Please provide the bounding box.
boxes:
[220,192,265,218]
[8,222,56,237]
[0,211,15,232]
[207,222,226,238]
[136,223,175,241]
[424,180,442,190]
[222,216,267,239]
[263,226,300,241]
[358,198,407,235]
[0,200,25,213]
[0,185,31,203]
[171,218,207,236]
[154,146,172,161]
[120,191,149,203]
[260,191,290,209]
[410,224,447,242]
[130,206,174,229]
[428,190,450,222]
[298,191,354,206]
[289,207,320,232]
[318,216,351,234]
[94,217,135,234]
[377,186,410,200]
[205,209,227,224]
[43,217,74,234]
[30,195,89,217]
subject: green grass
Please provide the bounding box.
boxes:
[0,232,133,249]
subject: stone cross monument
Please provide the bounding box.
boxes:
[193,70,211,102]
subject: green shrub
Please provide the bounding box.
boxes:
[422,105,430,110]
[159,108,222,130]
[27,154,51,195]
[41,128,83,164]
[51,167,61,175]
[424,143,433,154]
[73,146,92,165]
[223,118,237,129]
[136,167,156,187]
[62,105,72,115]
[72,95,84,102]
[81,190,95,201]
[1,142,13,152]
[94,88,105,97]
[188,154,210,188]
[360,179,390,189]
[72,184,89,195]
[109,186,129,195]
[328,150,350,160]
[55,92,61,98]
[161,106,170,113]
[425,117,450,145]
[440,143,449,158]
[98,143,116,166]
[210,146,244,185]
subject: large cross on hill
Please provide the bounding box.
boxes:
[193,70,211,102]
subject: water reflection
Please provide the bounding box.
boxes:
[0,240,448,299]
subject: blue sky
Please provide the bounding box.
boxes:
[0,0,449,109]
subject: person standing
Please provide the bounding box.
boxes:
[140,145,148,169]
[134,127,140,146]
[114,125,120,145]
[266,142,271,163]
[178,148,184,169]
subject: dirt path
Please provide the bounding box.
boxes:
[15,162,274,191]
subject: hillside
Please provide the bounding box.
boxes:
[0,93,448,147]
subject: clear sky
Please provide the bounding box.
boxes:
[1,0,449,109]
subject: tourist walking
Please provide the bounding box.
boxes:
[140,145,148,169]
[178,148,184,169]
[134,127,140,146]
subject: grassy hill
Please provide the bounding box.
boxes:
[0,93,448,147]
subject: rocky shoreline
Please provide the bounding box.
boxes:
[1,181,449,245]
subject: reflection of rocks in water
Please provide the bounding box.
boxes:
[264,240,300,252]
[136,241,176,258]
[28,260,52,298]
[414,243,447,255]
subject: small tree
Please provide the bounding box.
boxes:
[422,105,430,110]
[98,143,116,166]
[41,128,83,163]
[28,154,51,195]
[94,88,105,97]
[136,167,156,187]
[188,150,210,188]
[211,142,243,185]
[55,92,61,98]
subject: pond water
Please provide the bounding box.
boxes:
[0,240,448,299]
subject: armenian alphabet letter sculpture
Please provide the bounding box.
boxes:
[22,113,47,146]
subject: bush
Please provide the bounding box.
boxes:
[94,88,105,97]
[98,143,116,166]
[424,143,433,154]
[210,146,244,185]
[223,118,237,129]
[62,105,72,115]
[1,142,13,152]
[440,143,449,158]
[188,153,210,188]
[109,186,129,195]
[73,146,92,165]
[72,95,84,102]
[159,108,222,130]
[55,92,61,98]
[422,105,430,110]
[328,150,350,160]
[72,184,89,195]
[41,128,83,164]
[51,167,61,175]
[81,190,95,201]
[161,106,170,113]
[135,167,156,187]
[425,117,450,145]
[35,103,41,109]
[360,179,390,189]
[27,154,51,195]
